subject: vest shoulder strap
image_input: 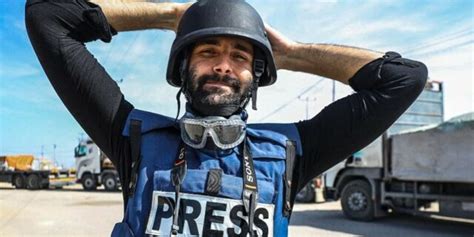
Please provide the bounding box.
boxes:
[284,140,296,217]
[122,109,177,136]
[128,119,142,198]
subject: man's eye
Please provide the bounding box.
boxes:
[200,50,215,57]
[234,54,248,62]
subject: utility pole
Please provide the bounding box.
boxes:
[332,80,336,102]
[79,132,85,142]
[53,144,57,166]
[41,145,44,159]
[298,95,317,119]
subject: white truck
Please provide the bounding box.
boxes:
[74,139,120,191]
[324,81,474,220]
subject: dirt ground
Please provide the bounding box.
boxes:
[0,183,473,237]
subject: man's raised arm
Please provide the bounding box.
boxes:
[25,0,188,160]
[265,26,428,189]
[89,0,190,32]
[266,24,382,83]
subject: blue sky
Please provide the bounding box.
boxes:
[1,0,473,167]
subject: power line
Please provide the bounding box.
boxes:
[109,32,141,81]
[102,40,117,66]
[403,28,472,55]
[403,29,473,57]
[409,39,473,58]
[406,34,473,56]
[122,31,163,82]
[298,95,317,119]
[258,78,325,121]
[121,33,141,64]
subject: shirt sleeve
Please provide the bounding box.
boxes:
[293,52,428,191]
[25,0,133,166]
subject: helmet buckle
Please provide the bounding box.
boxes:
[253,59,265,78]
[251,59,265,110]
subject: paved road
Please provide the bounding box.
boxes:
[289,202,473,237]
[0,184,472,236]
[0,184,122,236]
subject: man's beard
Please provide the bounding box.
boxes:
[185,67,251,117]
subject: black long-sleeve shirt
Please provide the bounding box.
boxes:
[25,0,427,206]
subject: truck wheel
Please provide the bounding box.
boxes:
[341,180,374,221]
[82,174,97,190]
[26,174,41,190]
[103,175,118,191]
[296,182,315,203]
[13,175,26,189]
[41,182,50,189]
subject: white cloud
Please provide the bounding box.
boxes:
[122,78,178,113]
[248,71,333,123]
[13,19,26,32]
[421,43,473,119]
[83,0,473,123]
[0,62,41,78]
[406,30,473,58]
[243,0,470,123]
[2,0,473,164]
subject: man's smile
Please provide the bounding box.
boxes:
[203,80,233,91]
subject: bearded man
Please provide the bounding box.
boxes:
[26,0,427,236]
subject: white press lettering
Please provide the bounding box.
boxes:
[146,192,274,237]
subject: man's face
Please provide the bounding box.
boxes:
[186,36,254,111]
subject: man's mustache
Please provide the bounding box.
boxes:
[197,74,241,92]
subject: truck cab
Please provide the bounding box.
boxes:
[75,139,120,191]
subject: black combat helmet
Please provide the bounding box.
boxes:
[167,0,277,113]
[167,0,276,87]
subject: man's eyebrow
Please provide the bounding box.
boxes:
[194,39,253,55]
[195,39,220,47]
[233,42,253,54]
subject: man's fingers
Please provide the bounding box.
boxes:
[265,23,293,46]
[264,23,279,41]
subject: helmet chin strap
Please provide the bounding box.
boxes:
[241,48,266,112]
[251,58,265,110]
[174,53,190,121]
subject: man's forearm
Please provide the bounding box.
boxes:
[89,0,190,32]
[280,43,383,84]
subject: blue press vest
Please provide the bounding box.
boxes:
[112,109,302,237]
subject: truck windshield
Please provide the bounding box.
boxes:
[74,145,87,158]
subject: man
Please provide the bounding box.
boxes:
[26,0,427,236]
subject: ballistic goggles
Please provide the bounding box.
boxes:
[179,114,246,150]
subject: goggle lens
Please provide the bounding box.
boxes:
[183,123,205,143]
[180,114,246,149]
[215,125,245,144]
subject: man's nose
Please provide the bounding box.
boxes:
[212,57,233,75]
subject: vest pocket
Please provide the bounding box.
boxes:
[153,169,275,204]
